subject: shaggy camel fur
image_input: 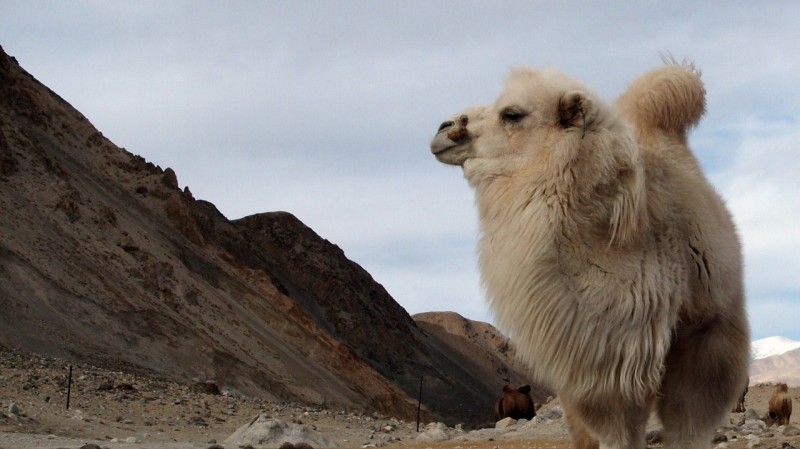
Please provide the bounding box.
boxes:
[765,383,792,426]
[430,63,750,449]
[494,384,536,421]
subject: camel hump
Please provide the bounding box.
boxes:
[617,60,705,138]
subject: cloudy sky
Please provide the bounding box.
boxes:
[2,1,798,341]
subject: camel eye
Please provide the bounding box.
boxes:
[501,108,527,124]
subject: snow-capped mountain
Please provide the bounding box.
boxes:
[749,337,800,386]
[751,336,800,360]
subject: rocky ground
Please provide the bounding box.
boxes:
[1,345,799,449]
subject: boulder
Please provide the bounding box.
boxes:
[495,417,516,429]
[744,408,761,421]
[415,422,451,442]
[538,407,563,420]
[783,424,800,437]
[224,414,338,448]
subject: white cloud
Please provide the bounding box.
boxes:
[1,0,798,340]
[710,118,800,339]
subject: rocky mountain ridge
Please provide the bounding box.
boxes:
[751,347,800,387]
[0,44,545,426]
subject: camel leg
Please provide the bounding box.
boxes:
[562,398,649,449]
[563,404,599,449]
[657,317,749,449]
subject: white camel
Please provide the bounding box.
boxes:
[430,63,750,449]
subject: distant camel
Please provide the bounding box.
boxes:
[494,384,535,421]
[430,62,750,449]
[765,383,792,426]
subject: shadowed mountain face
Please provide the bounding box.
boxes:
[0,45,547,426]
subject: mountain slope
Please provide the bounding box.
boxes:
[414,312,551,404]
[0,45,538,426]
[750,346,800,387]
[0,43,409,413]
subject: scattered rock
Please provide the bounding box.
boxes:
[189,381,221,395]
[744,409,761,421]
[744,419,767,432]
[224,414,338,448]
[538,407,563,420]
[115,382,136,392]
[279,442,315,449]
[495,417,516,429]
[416,422,451,443]
[0,343,798,449]
[8,402,19,415]
[189,415,209,426]
[746,434,762,448]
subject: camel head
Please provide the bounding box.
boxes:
[430,67,647,246]
[430,68,603,186]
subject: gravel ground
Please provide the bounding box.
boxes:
[2,346,799,449]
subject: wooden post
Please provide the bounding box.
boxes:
[416,376,423,432]
[66,365,73,410]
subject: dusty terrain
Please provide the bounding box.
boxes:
[0,344,418,448]
[0,344,563,449]
[2,345,800,449]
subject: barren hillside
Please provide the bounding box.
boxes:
[0,44,541,426]
[751,347,800,387]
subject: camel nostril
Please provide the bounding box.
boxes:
[438,120,455,132]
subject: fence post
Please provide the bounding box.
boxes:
[66,365,73,410]
[416,375,423,432]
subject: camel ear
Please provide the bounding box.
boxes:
[517,385,531,394]
[558,91,592,129]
